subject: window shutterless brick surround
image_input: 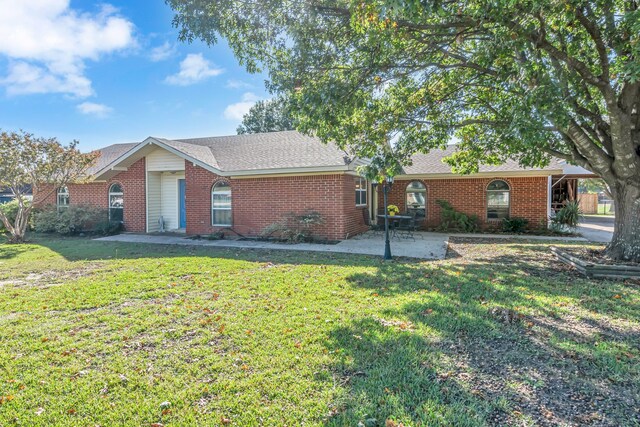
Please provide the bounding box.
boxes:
[378,177,549,230]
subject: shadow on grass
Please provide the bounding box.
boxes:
[3,235,639,425]
[335,254,640,426]
[323,318,503,426]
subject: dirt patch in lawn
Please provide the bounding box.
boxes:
[0,262,106,288]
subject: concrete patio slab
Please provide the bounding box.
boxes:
[95,231,449,260]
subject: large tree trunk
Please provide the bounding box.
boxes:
[606,183,640,262]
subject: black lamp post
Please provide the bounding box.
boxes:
[382,175,394,260]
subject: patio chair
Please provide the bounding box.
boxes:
[396,211,419,241]
[363,209,383,236]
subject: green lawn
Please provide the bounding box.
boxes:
[597,203,615,215]
[0,237,638,426]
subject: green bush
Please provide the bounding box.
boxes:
[261,211,325,242]
[550,200,583,231]
[502,217,529,233]
[34,205,120,236]
[0,200,20,234]
[436,200,479,232]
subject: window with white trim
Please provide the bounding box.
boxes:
[212,181,232,226]
[355,177,367,206]
[487,180,510,220]
[57,186,69,211]
[109,183,124,223]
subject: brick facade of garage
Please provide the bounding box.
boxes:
[378,176,549,230]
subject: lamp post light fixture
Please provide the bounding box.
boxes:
[382,175,394,260]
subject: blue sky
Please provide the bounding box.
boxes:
[0,0,269,151]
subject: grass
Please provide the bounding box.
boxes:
[0,236,639,426]
[597,203,615,215]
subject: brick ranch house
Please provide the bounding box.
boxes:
[35,130,593,240]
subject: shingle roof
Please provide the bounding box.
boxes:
[174,131,349,171]
[87,142,138,175]
[403,145,564,175]
[90,131,567,177]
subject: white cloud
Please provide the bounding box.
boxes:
[0,0,135,98]
[77,102,113,118]
[225,79,253,89]
[165,54,224,86]
[149,41,175,62]
[223,92,261,121]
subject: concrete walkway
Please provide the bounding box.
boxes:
[95,231,450,260]
[578,215,614,243]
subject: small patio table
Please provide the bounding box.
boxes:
[376,214,412,239]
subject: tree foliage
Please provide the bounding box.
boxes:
[167,0,640,260]
[237,97,295,134]
[0,131,98,243]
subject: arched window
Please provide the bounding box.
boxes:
[212,181,232,226]
[57,186,70,211]
[487,180,510,220]
[406,181,426,219]
[109,183,124,223]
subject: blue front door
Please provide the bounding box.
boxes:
[178,179,186,229]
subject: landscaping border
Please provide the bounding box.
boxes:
[550,246,640,279]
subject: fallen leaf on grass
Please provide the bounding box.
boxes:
[0,395,14,405]
[67,408,77,415]
[221,416,231,424]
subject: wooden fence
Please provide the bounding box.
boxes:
[577,193,598,214]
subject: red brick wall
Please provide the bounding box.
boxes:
[185,163,368,240]
[378,176,549,230]
[34,158,146,232]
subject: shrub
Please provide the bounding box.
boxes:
[0,200,21,234]
[436,200,479,232]
[260,211,325,243]
[34,205,120,236]
[502,217,529,233]
[550,200,583,231]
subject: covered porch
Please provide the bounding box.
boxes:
[146,148,187,233]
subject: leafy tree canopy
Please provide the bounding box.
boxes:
[0,130,97,242]
[167,0,640,260]
[237,97,295,134]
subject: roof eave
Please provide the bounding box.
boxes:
[229,164,351,178]
[396,169,564,179]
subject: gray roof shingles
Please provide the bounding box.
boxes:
[175,130,349,171]
[403,145,564,175]
[90,131,563,176]
[87,142,138,175]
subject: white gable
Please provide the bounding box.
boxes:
[146,147,185,171]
